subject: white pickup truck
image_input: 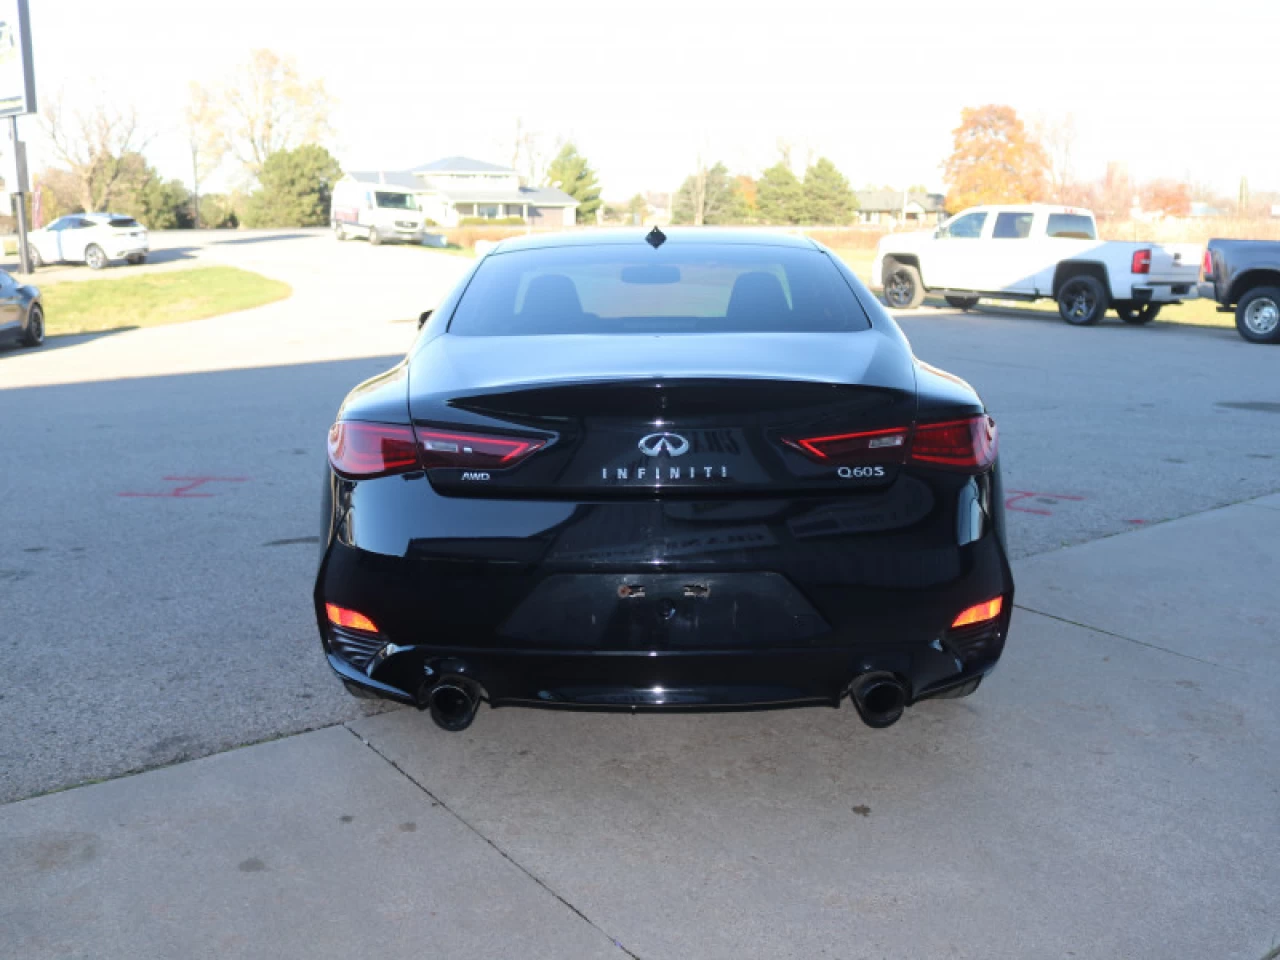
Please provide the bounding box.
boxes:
[871,204,1202,325]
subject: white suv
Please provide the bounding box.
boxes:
[30,213,150,270]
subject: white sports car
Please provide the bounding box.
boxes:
[30,213,150,270]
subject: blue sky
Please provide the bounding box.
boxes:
[24,0,1280,199]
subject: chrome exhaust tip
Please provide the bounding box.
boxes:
[427,678,481,732]
[850,673,907,729]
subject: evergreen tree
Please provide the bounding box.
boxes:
[673,162,748,225]
[756,162,805,224]
[243,144,342,227]
[802,157,858,224]
[545,143,601,224]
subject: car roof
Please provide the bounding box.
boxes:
[961,203,1092,215]
[491,228,820,255]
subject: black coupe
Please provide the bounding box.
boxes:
[316,229,1013,731]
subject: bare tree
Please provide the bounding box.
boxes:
[219,49,333,178]
[184,82,226,228]
[43,92,150,212]
[1038,113,1078,203]
[690,155,708,225]
[509,117,545,186]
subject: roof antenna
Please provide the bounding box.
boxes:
[645,226,666,249]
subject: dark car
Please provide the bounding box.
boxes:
[0,271,44,349]
[1202,239,1280,344]
[316,229,1013,732]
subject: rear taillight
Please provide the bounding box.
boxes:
[785,415,997,472]
[325,603,380,633]
[783,426,909,465]
[1202,248,1213,280]
[951,596,1004,628]
[910,416,997,471]
[416,429,545,470]
[327,421,546,478]
[327,422,419,478]
[1131,249,1152,274]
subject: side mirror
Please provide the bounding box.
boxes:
[417,309,433,329]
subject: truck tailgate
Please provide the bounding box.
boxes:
[1147,244,1202,284]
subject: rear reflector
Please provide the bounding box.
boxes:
[1201,248,1213,280]
[784,427,909,465]
[1131,249,1152,274]
[910,416,997,470]
[327,421,546,478]
[325,603,380,633]
[951,596,1003,628]
[416,429,545,470]
[327,422,419,478]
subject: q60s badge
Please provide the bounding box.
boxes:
[838,466,885,479]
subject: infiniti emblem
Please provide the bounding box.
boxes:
[638,432,690,457]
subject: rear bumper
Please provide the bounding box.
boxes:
[1131,282,1198,303]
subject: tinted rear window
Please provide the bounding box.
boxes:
[109,217,140,228]
[1046,214,1095,240]
[448,244,870,335]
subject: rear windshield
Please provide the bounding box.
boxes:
[1046,214,1096,240]
[448,244,870,335]
[109,217,140,228]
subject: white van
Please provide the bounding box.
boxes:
[331,179,427,245]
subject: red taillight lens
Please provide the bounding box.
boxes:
[416,429,545,470]
[910,416,997,471]
[325,603,380,633]
[951,596,1003,628]
[784,426,909,464]
[1202,248,1213,280]
[327,422,420,478]
[1131,249,1152,274]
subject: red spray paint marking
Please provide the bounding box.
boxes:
[1004,489,1086,516]
[118,476,249,498]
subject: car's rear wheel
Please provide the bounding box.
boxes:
[1114,301,1161,324]
[29,246,43,269]
[883,262,924,309]
[1057,275,1108,325]
[334,222,347,241]
[1235,286,1280,344]
[945,295,980,311]
[20,304,44,347]
[368,227,381,246]
[85,244,108,270]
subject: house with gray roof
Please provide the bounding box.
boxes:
[341,157,580,228]
[854,189,947,226]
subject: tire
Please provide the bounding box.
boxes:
[945,295,980,311]
[1057,274,1108,325]
[126,254,146,265]
[1114,301,1161,324]
[334,222,347,241]
[85,244,108,270]
[1235,286,1280,344]
[883,261,925,309]
[20,304,44,347]
[29,246,43,269]
[367,227,381,246]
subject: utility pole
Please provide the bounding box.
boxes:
[191,141,201,229]
[9,116,31,274]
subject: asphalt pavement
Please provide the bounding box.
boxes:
[1,231,1277,959]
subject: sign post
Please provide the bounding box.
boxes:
[0,0,36,273]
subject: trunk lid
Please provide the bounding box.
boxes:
[408,331,924,498]
[1145,243,1203,284]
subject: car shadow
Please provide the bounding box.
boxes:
[0,326,139,356]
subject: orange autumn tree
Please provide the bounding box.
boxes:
[943,105,1049,212]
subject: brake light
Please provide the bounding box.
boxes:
[416,429,545,469]
[327,422,420,478]
[783,426,909,464]
[1202,248,1213,280]
[910,416,997,470]
[951,596,1003,629]
[1131,249,1152,274]
[325,603,380,633]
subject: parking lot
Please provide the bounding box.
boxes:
[1,231,1277,959]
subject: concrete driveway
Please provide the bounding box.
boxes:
[0,232,1276,959]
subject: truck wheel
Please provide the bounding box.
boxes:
[945,296,980,311]
[368,227,381,246]
[1236,286,1280,344]
[1114,302,1161,324]
[884,262,925,309]
[1057,275,1108,326]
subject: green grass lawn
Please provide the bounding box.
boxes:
[832,248,1231,329]
[41,266,293,336]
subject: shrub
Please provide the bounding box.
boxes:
[458,216,526,226]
